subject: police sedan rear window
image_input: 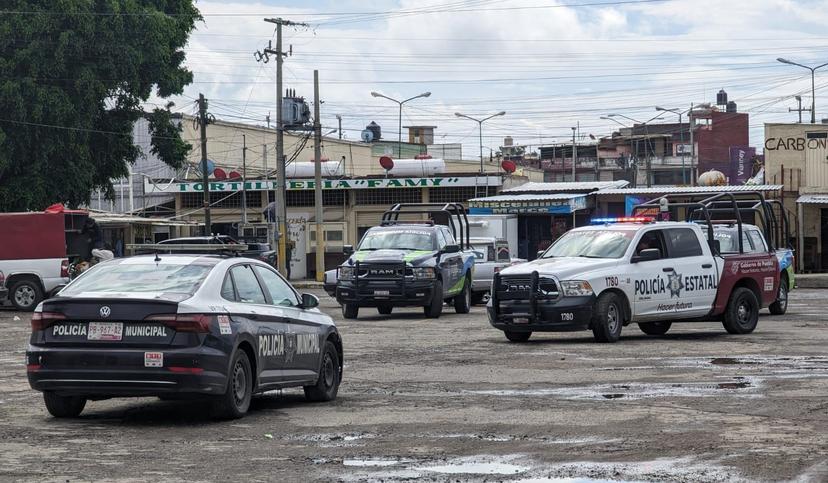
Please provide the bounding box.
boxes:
[62,262,213,296]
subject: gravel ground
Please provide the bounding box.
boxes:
[1,289,827,482]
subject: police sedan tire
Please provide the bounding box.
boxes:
[504,330,531,342]
[304,340,341,402]
[453,275,471,314]
[342,303,359,319]
[377,305,393,315]
[722,287,759,334]
[10,279,43,312]
[638,321,671,336]
[592,292,623,343]
[213,350,253,419]
[43,391,86,418]
[769,274,788,315]
[424,280,443,318]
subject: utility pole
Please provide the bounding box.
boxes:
[790,95,807,123]
[689,102,696,187]
[259,17,308,276]
[197,93,211,235]
[571,127,577,182]
[313,70,325,283]
[242,134,248,225]
[336,114,342,139]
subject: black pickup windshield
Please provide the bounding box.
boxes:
[542,229,633,259]
[359,230,434,251]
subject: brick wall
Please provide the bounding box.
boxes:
[696,111,749,174]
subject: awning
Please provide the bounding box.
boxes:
[796,194,828,204]
[502,180,628,193]
[595,184,783,196]
[468,193,588,215]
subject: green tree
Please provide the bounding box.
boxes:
[0,1,200,211]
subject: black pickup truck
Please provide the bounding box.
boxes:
[335,203,476,319]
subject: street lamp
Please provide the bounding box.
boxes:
[607,113,642,124]
[371,91,431,157]
[655,106,688,184]
[777,57,828,124]
[600,116,629,128]
[455,111,506,173]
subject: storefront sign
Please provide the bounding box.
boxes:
[144,176,502,194]
[469,196,587,215]
[729,146,755,185]
[764,134,828,151]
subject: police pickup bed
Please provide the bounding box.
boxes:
[336,203,476,319]
[489,192,782,343]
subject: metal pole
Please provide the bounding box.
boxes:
[275,22,287,275]
[479,120,484,173]
[242,134,247,225]
[689,103,695,187]
[127,164,134,213]
[571,127,576,182]
[798,201,805,272]
[679,112,686,185]
[314,70,324,283]
[198,93,211,235]
[811,68,817,124]
[337,115,342,139]
[398,102,403,158]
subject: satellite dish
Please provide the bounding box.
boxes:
[360,129,374,143]
[213,167,227,180]
[198,159,216,176]
[379,156,394,171]
[501,160,517,173]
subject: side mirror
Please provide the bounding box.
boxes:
[709,239,721,255]
[536,250,545,259]
[343,245,354,256]
[300,293,319,309]
[631,248,661,263]
[442,244,461,254]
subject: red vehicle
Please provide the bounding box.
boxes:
[0,205,90,311]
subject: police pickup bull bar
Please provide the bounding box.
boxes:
[380,202,470,250]
[491,270,544,322]
[631,191,778,255]
[350,260,411,297]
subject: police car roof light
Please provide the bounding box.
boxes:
[590,216,654,224]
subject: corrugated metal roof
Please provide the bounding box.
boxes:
[595,184,783,195]
[796,194,828,204]
[469,193,585,202]
[503,180,629,193]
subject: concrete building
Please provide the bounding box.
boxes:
[764,122,828,272]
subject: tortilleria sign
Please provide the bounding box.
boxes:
[144,176,502,194]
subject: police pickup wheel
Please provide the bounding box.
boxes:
[768,274,788,315]
[213,350,253,419]
[638,321,671,336]
[722,287,759,334]
[424,279,443,318]
[453,275,471,314]
[43,391,86,418]
[591,292,623,343]
[304,340,341,402]
[342,303,359,319]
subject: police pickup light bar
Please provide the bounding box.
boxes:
[590,216,654,224]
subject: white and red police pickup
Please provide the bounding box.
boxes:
[488,216,780,343]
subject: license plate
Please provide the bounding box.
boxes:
[88,322,124,341]
[512,317,529,324]
[144,352,163,368]
[374,290,390,296]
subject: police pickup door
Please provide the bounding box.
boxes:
[489,220,779,343]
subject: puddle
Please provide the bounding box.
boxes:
[717,381,751,389]
[343,458,401,467]
[601,393,625,399]
[418,461,528,475]
[710,357,761,365]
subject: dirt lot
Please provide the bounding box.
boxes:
[1,289,827,482]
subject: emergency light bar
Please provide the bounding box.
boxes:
[590,216,654,224]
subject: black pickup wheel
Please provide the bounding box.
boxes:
[453,275,471,314]
[424,279,443,318]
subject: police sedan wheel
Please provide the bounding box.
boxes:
[213,350,253,419]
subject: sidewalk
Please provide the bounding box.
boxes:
[795,273,828,289]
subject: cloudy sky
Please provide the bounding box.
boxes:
[158,0,828,160]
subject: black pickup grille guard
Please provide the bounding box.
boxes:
[492,271,560,322]
[354,261,413,280]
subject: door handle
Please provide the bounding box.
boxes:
[702,263,712,269]
[662,267,674,272]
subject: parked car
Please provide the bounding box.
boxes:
[158,236,272,263]
[27,252,342,419]
[468,237,518,305]
[324,269,337,296]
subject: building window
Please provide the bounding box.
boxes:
[355,188,422,205]
[269,189,347,207]
[429,186,498,203]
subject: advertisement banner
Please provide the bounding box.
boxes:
[729,146,755,185]
[625,195,653,216]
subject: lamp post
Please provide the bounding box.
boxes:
[370,91,431,157]
[600,116,628,128]
[777,58,828,124]
[455,111,506,173]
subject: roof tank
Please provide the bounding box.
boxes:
[386,158,446,177]
[366,122,382,141]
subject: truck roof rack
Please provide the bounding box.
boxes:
[631,191,785,255]
[380,203,470,250]
[126,243,249,257]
